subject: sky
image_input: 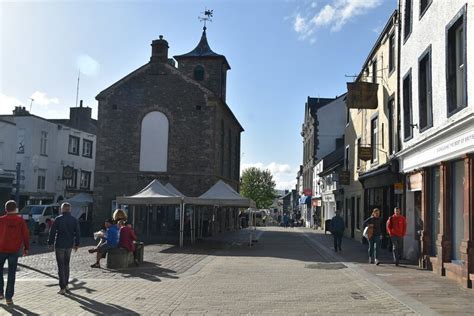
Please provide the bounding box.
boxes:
[0,0,396,190]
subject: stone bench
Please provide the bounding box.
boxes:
[106,242,145,269]
[106,248,135,269]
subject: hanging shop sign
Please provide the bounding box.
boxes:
[408,172,422,191]
[339,171,350,185]
[346,82,379,109]
[303,188,312,196]
[358,146,373,161]
[394,182,404,194]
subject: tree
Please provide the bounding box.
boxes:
[240,167,276,209]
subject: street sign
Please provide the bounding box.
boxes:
[339,171,350,185]
[346,82,378,109]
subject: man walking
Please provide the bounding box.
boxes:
[386,207,407,266]
[48,202,81,295]
[330,211,345,252]
[0,200,29,306]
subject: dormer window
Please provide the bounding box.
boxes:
[194,65,204,81]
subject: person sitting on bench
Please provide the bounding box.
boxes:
[118,220,138,265]
[89,219,119,268]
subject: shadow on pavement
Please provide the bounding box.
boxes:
[116,263,179,282]
[0,304,40,315]
[66,292,139,315]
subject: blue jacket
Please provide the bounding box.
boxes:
[330,215,345,233]
[48,212,81,249]
[104,225,119,247]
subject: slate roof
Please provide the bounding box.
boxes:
[174,28,230,69]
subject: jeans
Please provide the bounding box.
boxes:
[0,252,19,299]
[333,232,343,251]
[368,235,381,261]
[391,236,403,263]
[55,248,72,289]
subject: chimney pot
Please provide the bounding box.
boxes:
[151,35,169,63]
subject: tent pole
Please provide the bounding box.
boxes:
[146,205,150,238]
[191,206,195,244]
[180,203,185,248]
[132,205,136,228]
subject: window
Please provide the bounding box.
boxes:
[346,106,350,125]
[356,138,361,170]
[66,169,77,189]
[389,33,395,73]
[420,0,431,18]
[37,169,46,191]
[82,139,93,158]
[418,47,433,131]
[371,116,378,163]
[372,60,377,83]
[17,128,25,154]
[344,146,350,170]
[40,131,48,156]
[388,98,395,154]
[68,136,80,155]
[404,0,412,40]
[193,65,204,81]
[447,10,466,115]
[139,111,169,172]
[80,171,91,190]
[403,70,413,140]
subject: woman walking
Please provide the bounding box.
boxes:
[363,208,383,265]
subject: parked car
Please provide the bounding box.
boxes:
[20,204,59,232]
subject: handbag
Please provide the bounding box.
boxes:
[363,226,369,239]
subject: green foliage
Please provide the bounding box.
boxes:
[240,167,276,209]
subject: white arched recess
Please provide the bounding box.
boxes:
[139,111,169,172]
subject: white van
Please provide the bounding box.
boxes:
[20,204,59,232]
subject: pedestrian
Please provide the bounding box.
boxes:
[330,211,345,252]
[48,202,81,295]
[118,220,138,265]
[89,219,119,268]
[363,208,383,265]
[27,213,38,244]
[386,207,407,266]
[0,200,29,306]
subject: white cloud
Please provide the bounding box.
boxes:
[0,93,22,114]
[77,54,100,76]
[241,162,298,190]
[312,4,336,26]
[30,91,59,106]
[292,0,383,41]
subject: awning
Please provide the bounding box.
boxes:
[299,196,311,205]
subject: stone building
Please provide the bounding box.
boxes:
[94,27,243,227]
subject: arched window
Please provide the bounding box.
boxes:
[139,111,168,172]
[193,65,205,81]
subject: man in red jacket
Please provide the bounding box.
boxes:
[0,200,29,306]
[386,207,407,266]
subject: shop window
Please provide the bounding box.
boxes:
[446,10,466,116]
[451,160,464,261]
[429,167,440,256]
[418,47,433,131]
[420,0,432,19]
[371,116,378,163]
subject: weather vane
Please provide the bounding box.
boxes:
[198,8,213,30]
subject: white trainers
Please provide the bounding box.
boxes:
[375,259,380,266]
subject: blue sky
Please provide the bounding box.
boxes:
[0,0,396,189]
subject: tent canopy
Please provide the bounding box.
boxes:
[164,183,184,197]
[187,180,256,207]
[116,179,182,205]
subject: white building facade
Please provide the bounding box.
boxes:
[398,0,474,288]
[1,107,96,207]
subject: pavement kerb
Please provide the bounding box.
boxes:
[299,228,439,316]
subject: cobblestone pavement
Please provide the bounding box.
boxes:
[0,227,472,315]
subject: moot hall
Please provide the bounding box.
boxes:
[93,24,243,236]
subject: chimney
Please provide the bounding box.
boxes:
[12,106,30,116]
[70,100,92,131]
[150,35,169,63]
